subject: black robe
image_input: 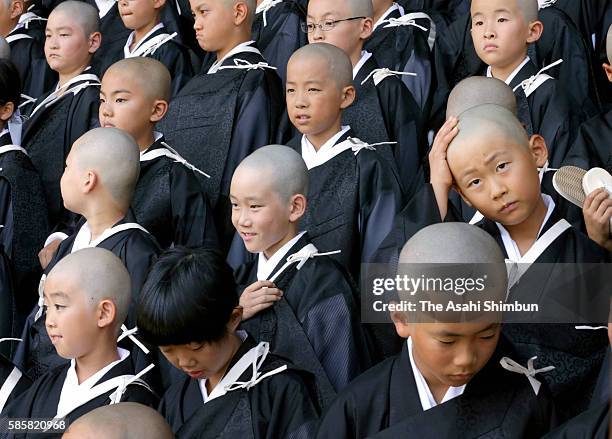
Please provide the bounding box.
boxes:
[363,6,436,115]
[0,251,16,348]
[563,109,612,173]
[121,25,195,97]
[316,336,555,439]
[134,135,217,250]
[159,335,320,438]
[0,355,31,412]
[1,353,158,439]
[6,29,57,102]
[542,402,610,439]
[22,73,100,228]
[234,233,372,403]
[346,54,425,195]
[251,0,308,85]
[13,215,160,383]
[158,44,285,252]
[0,132,49,319]
[287,130,403,281]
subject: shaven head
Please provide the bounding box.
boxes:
[61,402,174,439]
[290,43,353,89]
[0,37,10,60]
[224,0,256,25]
[71,128,140,206]
[449,104,530,156]
[347,0,374,17]
[516,0,539,23]
[607,24,612,64]
[235,145,308,202]
[105,57,171,102]
[48,248,131,328]
[50,1,100,37]
[447,76,517,117]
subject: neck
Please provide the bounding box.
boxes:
[137,130,156,152]
[1,19,18,38]
[84,205,126,242]
[132,19,160,50]
[373,1,394,25]
[205,333,243,392]
[58,65,89,88]
[306,120,343,151]
[412,345,450,404]
[349,47,364,69]
[490,55,527,83]
[216,31,252,61]
[263,228,299,260]
[504,196,548,256]
[75,341,120,384]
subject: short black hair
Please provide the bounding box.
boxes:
[0,59,21,108]
[136,247,238,346]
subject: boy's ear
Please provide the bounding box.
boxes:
[528,134,548,168]
[83,170,98,194]
[88,32,102,54]
[288,193,307,223]
[97,299,117,329]
[233,1,249,26]
[153,0,166,10]
[0,102,14,122]
[526,20,543,44]
[359,17,374,41]
[390,308,411,338]
[10,0,24,19]
[150,99,168,123]
[340,85,356,109]
[228,306,243,332]
[603,63,612,82]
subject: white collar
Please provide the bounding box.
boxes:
[256,231,306,281]
[198,330,248,402]
[496,193,556,262]
[124,22,165,57]
[8,22,24,35]
[95,0,116,18]
[407,337,465,411]
[72,221,148,253]
[208,40,260,74]
[486,56,530,86]
[300,126,351,170]
[140,131,164,156]
[58,348,130,416]
[373,2,404,30]
[353,51,373,80]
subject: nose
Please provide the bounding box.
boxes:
[47,35,59,49]
[101,101,112,117]
[453,344,476,369]
[294,90,307,109]
[45,310,56,330]
[484,23,495,39]
[237,209,252,227]
[193,17,202,31]
[311,25,325,42]
[177,354,196,369]
[489,176,508,200]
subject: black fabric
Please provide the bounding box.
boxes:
[542,401,609,439]
[0,355,31,409]
[22,79,100,228]
[133,136,218,249]
[563,109,612,174]
[86,2,132,76]
[234,233,372,403]
[1,353,158,439]
[159,335,320,438]
[158,48,285,253]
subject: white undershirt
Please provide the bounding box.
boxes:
[496,194,556,262]
[124,22,165,57]
[57,348,130,416]
[256,231,306,281]
[94,0,115,18]
[353,51,373,80]
[208,40,260,74]
[486,56,530,85]
[301,125,351,170]
[373,2,404,30]
[407,337,465,411]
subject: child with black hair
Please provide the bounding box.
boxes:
[0,58,49,325]
[137,247,320,438]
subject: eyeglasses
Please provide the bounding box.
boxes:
[300,17,366,33]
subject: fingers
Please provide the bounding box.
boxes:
[584,188,611,215]
[244,280,276,293]
[432,117,459,153]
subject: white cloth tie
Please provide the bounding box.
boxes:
[140,142,211,178]
[499,356,555,395]
[513,59,563,98]
[361,68,417,86]
[256,0,283,27]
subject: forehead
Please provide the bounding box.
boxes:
[447,127,524,167]
[231,166,276,195]
[47,11,82,32]
[308,0,349,16]
[471,0,519,15]
[415,322,499,335]
[287,55,332,81]
[101,69,142,92]
[44,271,80,298]
[190,0,220,10]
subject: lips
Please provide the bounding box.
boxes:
[185,370,204,379]
[240,231,257,242]
[483,44,498,51]
[500,201,518,214]
[293,115,310,125]
[449,373,474,382]
[49,335,62,344]
[101,121,115,128]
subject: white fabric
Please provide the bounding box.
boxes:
[267,244,341,283]
[44,232,70,248]
[379,12,436,50]
[7,110,23,146]
[373,2,404,30]
[408,337,465,411]
[124,24,177,58]
[208,41,262,74]
[256,231,306,281]
[486,56,531,86]
[353,51,373,79]
[512,59,563,98]
[361,67,417,86]
[30,72,101,118]
[0,366,22,412]
[71,222,149,253]
[256,0,284,27]
[95,0,115,18]
[0,144,28,157]
[5,34,31,44]
[300,126,351,170]
[18,11,46,29]
[499,356,554,395]
[538,0,557,9]
[140,142,211,178]
[56,348,129,417]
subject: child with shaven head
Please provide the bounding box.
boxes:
[100,57,217,250]
[15,127,160,383]
[232,145,371,395]
[285,43,403,282]
[3,248,157,425]
[317,222,554,438]
[307,0,424,193]
[137,247,319,436]
[22,0,102,229]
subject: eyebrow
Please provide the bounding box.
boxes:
[44,291,70,300]
[472,8,512,17]
[458,150,508,180]
[436,324,498,337]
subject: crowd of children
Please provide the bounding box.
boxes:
[0,0,610,437]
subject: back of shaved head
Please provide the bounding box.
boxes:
[222,0,256,25]
[71,128,140,206]
[235,144,308,202]
[516,0,539,22]
[51,1,100,37]
[449,104,530,156]
[0,37,10,60]
[447,76,517,117]
[105,58,171,102]
[607,24,612,64]
[346,0,374,17]
[290,43,353,89]
[48,248,131,328]
[62,402,174,439]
